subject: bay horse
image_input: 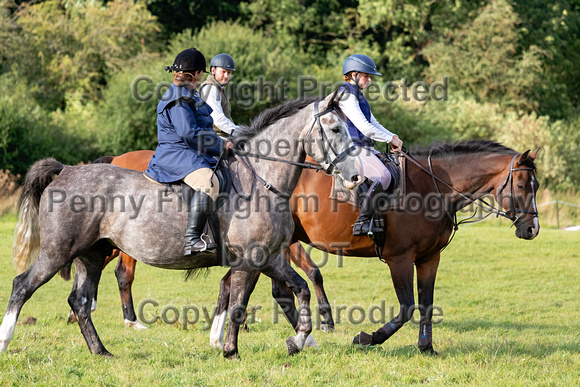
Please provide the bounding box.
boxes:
[0,95,363,358]
[85,140,540,355]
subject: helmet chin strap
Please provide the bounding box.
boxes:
[349,71,360,86]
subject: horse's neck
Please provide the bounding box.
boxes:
[430,153,508,200]
[246,108,311,196]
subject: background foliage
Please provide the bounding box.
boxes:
[0,0,578,191]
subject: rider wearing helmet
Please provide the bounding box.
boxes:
[145,48,232,255]
[339,54,404,237]
[200,53,238,138]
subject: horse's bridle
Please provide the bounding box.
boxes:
[231,99,353,198]
[302,100,356,175]
[495,154,539,226]
[401,151,538,228]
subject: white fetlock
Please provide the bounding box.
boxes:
[124,319,148,330]
[209,310,227,349]
[0,312,18,353]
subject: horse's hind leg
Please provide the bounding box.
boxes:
[68,242,112,356]
[223,269,260,359]
[287,242,334,331]
[0,251,70,352]
[210,269,232,349]
[260,253,312,356]
[115,252,145,330]
[271,278,319,349]
[67,249,119,325]
[416,253,440,355]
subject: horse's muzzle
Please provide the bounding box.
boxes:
[515,216,540,240]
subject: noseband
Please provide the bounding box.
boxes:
[496,154,538,226]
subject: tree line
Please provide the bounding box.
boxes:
[1,0,578,190]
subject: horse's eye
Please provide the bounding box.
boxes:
[517,184,524,190]
[331,126,340,133]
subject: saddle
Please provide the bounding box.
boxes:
[330,151,406,211]
[329,152,406,259]
[143,162,232,266]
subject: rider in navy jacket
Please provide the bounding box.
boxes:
[147,83,224,183]
[146,48,231,255]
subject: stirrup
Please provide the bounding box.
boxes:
[184,234,216,255]
[352,220,371,236]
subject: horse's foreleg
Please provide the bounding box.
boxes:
[353,257,415,346]
[416,254,440,355]
[0,252,66,353]
[115,252,145,330]
[261,254,313,356]
[68,247,111,356]
[222,269,260,359]
[288,242,334,331]
[209,269,232,349]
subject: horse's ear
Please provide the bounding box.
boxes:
[326,88,340,110]
[516,150,531,165]
[528,147,540,161]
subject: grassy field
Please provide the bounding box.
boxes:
[0,213,578,386]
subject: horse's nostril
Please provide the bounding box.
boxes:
[351,174,359,183]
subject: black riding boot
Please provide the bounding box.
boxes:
[183,188,217,255]
[352,180,383,236]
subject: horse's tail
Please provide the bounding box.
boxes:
[12,158,64,274]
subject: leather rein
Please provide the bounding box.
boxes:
[400,150,538,253]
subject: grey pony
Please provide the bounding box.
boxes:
[0,93,362,359]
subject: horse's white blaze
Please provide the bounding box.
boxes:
[0,312,18,352]
[530,175,540,231]
[209,310,227,349]
[124,319,148,330]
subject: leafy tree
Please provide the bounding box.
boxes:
[8,0,161,109]
[422,0,544,113]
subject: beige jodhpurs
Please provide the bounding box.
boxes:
[183,168,220,201]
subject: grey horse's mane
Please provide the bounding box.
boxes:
[411,140,536,169]
[233,96,320,141]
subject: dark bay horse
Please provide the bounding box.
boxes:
[0,95,362,358]
[80,141,540,355]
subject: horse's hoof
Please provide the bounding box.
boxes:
[223,349,240,360]
[286,338,301,356]
[67,310,78,325]
[99,350,114,358]
[124,319,148,330]
[304,334,320,350]
[352,331,373,346]
[209,338,224,350]
[419,344,439,356]
[321,323,335,333]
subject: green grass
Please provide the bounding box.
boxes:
[0,214,579,386]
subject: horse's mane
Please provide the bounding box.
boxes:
[233,96,320,141]
[411,140,536,169]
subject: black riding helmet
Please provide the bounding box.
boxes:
[165,48,208,73]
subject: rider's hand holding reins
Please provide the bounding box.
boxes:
[390,135,403,153]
